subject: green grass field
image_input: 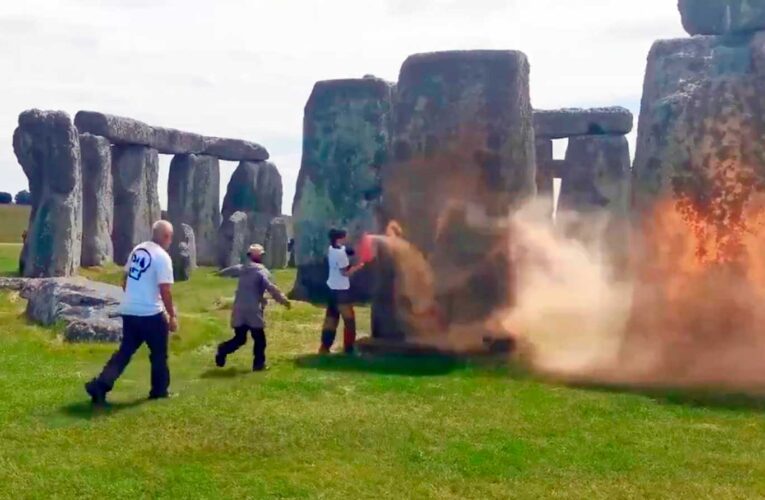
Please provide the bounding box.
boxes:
[1,242,765,498]
[0,204,30,243]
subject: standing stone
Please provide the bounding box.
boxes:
[12,110,82,277]
[112,145,161,265]
[265,217,288,270]
[291,77,393,302]
[79,133,114,267]
[679,0,765,36]
[375,50,535,346]
[560,135,630,213]
[560,135,631,274]
[535,137,555,196]
[221,160,282,221]
[167,154,220,265]
[632,37,712,207]
[170,223,196,281]
[627,31,765,368]
[217,211,249,268]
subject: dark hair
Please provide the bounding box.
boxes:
[328,228,347,247]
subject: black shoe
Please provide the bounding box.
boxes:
[215,351,226,368]
[252,363,268,372]
[85,380,107,406]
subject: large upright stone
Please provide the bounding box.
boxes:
[217,211,249,268]
[79,133,113,267]
[170,223,196,281]
[167,154,220,265]
[12,110,82,277]
[627,32,765,367]
[291,77,393,302]
[374,50,535,347]
[265,217,288,270]
[560,135,630,213]
[221,161,282,221]
[533,107,633,139]
[633,35,752,212]
[74,111,269,161]
[679,0,765,36]
[112,145,161,265]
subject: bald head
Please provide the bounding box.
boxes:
[152,220,174,250]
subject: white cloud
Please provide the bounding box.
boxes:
[0,0,686,212]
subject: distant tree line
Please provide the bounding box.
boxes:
[0,190,32,205]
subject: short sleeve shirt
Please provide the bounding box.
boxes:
[120,241,174,316]
[326,245,350,291]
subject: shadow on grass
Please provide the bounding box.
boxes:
[200,367,251,379]
[295,353,472,377]
[571,382,765,412]
[60,399,149,420]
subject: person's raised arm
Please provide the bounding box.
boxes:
[264,278,291,309]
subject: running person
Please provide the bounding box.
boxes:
[215,244,291,371]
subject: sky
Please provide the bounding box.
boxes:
[0,0,686,214]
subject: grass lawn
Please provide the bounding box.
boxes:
[0,204,30,243]
[1,243,765,498]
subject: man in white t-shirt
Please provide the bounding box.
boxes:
[85,220,178,405]
[320,228,365,354]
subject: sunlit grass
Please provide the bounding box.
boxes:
[0,243,764,498]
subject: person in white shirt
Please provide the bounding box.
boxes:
[85,220,178,405]
[320,228,365,354]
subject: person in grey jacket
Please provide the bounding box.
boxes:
[215,244,291,371]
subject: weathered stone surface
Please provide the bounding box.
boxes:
[170,223,196,281]
[265,217,288,269]
[633,35,758,212]
[221,161,282,221]
[533,107,633,139]
[679,0,765,36]
[21,277,123,342]
[559,136,631,273]
[0,277,26,290]
[74,111,269,160]
[627,32,765,368]
[291,78,392,302]
[167,154,220,265]
[535,137,554,194]
[217,211,249,268]
[560,135,630,213]
[202,137,270,162]
[79,133,114,267]
[13,110,82,277]
[375,50,535,345]
[112,145,161,265]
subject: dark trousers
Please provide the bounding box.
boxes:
[218,326,267,368]
[321,291,356,353]
[93,313,170,397]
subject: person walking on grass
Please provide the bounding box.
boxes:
[85,220,178,405]
[320,228,365,355]
[215,244,291,372]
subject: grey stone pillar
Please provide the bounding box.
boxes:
[80,133,114,267]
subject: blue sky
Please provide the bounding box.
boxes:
[0,0,685,214]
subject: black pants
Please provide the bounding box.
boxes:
[93,313,170,398]
[321,290,356,353]
[218,326,267,368]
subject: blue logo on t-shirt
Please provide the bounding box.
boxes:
[128,249,152,281]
